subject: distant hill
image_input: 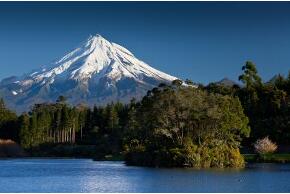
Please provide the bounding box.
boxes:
[215,77,239,87]
[267,74,285,85]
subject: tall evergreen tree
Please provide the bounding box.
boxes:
[238,61,262,89]
[19,113,31,148]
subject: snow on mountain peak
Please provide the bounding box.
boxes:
[21,34,177,85]
[0,34,179,112]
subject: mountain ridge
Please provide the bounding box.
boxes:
[215,77,239,87]
[0,34,178,113]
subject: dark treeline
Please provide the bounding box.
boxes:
[205,61,290,145]
[0,96,130,158]
[0,99,18,142]
[0,61,290,166]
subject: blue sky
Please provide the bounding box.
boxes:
[0,2,290,84]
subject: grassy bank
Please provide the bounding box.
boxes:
[243,153,290,163]
[0,139,26,157]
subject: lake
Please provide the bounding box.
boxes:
[0,159,290,192]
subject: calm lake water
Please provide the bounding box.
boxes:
[0,159,290,192]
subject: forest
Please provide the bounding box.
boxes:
[0,61,290,167]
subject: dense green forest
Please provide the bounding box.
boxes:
[0,61,290,167]
[124,81,250,167]
[205,61,290,145]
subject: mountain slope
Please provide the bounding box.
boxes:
[0,34,178,112]
[215,77,239,87]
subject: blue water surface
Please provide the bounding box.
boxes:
[0,159,290,192]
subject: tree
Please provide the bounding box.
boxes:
[18,113,31,149]
[254,136,277,154]
[0,98,18,141]
[56,96,67,104]
[205,83,235,96]
[238,61,262,89]
[185,79,194,85]
[125,84,250,168]
[0,98,5,110]
[60,105,70,142]
[106,105,119,133]
[172,79,183,87]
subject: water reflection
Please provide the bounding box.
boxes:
[0,159,290,192]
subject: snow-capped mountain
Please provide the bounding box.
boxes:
[0,34,178,112]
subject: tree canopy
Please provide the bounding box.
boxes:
[124,83,250,168]
[1,60,290,168]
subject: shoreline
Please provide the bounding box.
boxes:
[243,153,290,163]
[1,154,290,164]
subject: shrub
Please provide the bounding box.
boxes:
[254,136,277,154]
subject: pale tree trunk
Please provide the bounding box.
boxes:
[73,126,75,144]
[80,125,83,141]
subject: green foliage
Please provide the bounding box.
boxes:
[238,61,262,89]
[2,60,290,168]
[124,84,250,168]
[243,153,290,163]
[236,64,290,144]
[0,98,18,141]
[204,61,290,146]
[56,95,67,103]
[11,97,129,159]
[185,79,194,85]
[205,82,240,96]
[18,113,30,148]
[172,79,183,87]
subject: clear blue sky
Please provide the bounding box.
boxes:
[1,2,290,84]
